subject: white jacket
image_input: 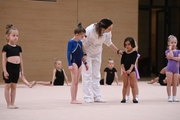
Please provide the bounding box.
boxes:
[82,24,112,55]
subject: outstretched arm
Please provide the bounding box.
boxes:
[108,44,123,55]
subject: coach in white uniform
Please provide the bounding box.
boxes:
[82,18,122,103]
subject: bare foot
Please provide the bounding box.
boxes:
[71,100,82,104]
[30,81,36,88]
[147,80,153,84]
[7,105,19,109]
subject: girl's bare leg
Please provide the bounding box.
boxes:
[122,74,128,101]
[75,66,82,99]
[4,83,18,109]
[135,79,139,100]
[29,81,36,88]
[21,77,31,87]
[177,75,180,86]
[129,72,137,100]
[172,74,179,102]
[126,79,130,100]
[172,74,178,96]
[70,63,82,104]
[10,83,18,108]
[148,77,159,84]
[36,81,51,85]
[4,83,11,108]
[20,73,36,88]
[166,72,173,101]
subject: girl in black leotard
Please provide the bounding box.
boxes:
[36,59,69,86]
[121,37,138,103]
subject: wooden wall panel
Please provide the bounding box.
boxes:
[0,0,138,83]
[0,0,77,82]
[78,0,138,79]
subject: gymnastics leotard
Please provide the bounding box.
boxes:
[121,51,138,73]
[100,67,117,85]
[165,50,180,74]
[67,40,83,68]
[50,69,65,85]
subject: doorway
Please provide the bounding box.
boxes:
[138,0,180,77]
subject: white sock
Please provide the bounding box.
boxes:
[168,96,172,99]
[126,96,129,100]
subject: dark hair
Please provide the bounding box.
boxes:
[95,18,113,37]
[74,23,86,34]
[6,24,17,35]
[124,37,136,48]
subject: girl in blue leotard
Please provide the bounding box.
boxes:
[67,23,88,104]
[165,35,180,102]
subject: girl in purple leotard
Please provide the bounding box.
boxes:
[165,35,180,102]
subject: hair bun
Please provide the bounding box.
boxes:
[77,23,82,28]
[6,24,13,30]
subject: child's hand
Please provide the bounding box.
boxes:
[166,54,173,59]
[126,69,131,74]
[166,51,174,59]
[121,68,125,73]
[85,64,88,71]
[117,50,123,55]
[169,45,172,50]
[82,56,87,63]
[83,62,88,71]
[3,71,9,79]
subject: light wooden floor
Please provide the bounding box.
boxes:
[0,81,180,120]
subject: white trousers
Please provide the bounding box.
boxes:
[82,53,102,99]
